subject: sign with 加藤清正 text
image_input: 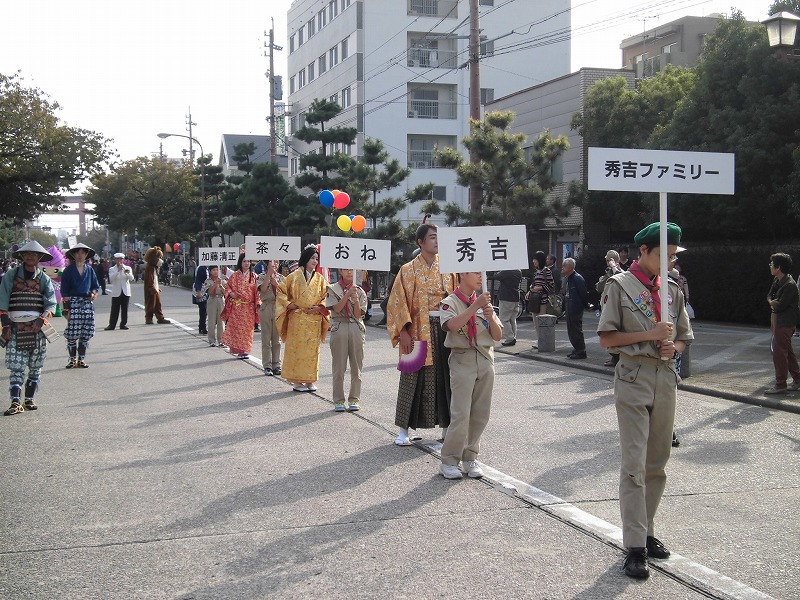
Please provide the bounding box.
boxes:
[437,225,528,273]
[319,236,391,272]
[244,236,301,262]
[588,147,735,195]
[197,247,240,266]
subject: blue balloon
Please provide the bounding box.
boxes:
[319,190,335,207]
[349,215,355,220]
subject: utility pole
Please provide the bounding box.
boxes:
[186,108,196,165]
[265,19,283,164]
[468,0,481,214]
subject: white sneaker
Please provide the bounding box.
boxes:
[293,384,308,392]
[439,463,463,480]
[463,460,484,479]
[306,384,318,392]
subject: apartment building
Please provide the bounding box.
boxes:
[285,0,571,225]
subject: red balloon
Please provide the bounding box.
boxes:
[351,215,367,232]
[333,192,350,209]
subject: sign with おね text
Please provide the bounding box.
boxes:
[319,236,391,272]
[244,236,301,262]
[588,147,735,195]
[437,225,528,273]
[197,247,240,266]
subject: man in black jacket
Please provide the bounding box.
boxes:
[494,269,521,346]
[562,258,588,359]
[765,253,800,394]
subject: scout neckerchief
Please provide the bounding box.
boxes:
[628,261,661,323]
[454,288,477,346]
[339,281,353,317]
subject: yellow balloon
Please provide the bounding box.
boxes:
[336,214,352,231]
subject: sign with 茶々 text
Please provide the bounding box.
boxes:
[319,236,391,272]
[198,247,240,266]
[437,225,528,273]
[244,236,301,262]
[588,148,735,195]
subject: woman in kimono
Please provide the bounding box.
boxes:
[221,254,260,359]
[276,245,329,392]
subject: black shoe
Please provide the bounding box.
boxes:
[623,548,649,579]
[199,329,208,335]
[104,326,115,331]
[272,366,282,376]
[120,325,129,330]
[646,536,670,559]
[672,432,680,448]
[501,339,516,346]
[568,352,587,359]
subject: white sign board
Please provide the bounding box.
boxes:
[319,236,391,272]
[588,147,735,194]
[437,225,528,273]
[197,247,240,266]
[244,236,301,262]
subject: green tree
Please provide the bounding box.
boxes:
[0,72,114,222]
[28,229,57,249]
[433,111,576,231]
[769,1,800,14]
[653,11,800,239]
[85,157,198,246]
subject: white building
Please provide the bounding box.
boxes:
[285,0,571,226]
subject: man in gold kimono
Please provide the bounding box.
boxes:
[386,224,457,445]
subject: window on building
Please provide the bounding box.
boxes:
[341,37,349,60]
[341,86,351,108]
[308,18,316,38]
[318,9,327,30]
[298,68,306,88]
[290,157,298,176]
[411,88,439,118]
[329,0,338,20]
[289,76,296,94]
[290,115,297,134]
[289,34,296,53]
[318,54,327,74]
[432,185,447,202]
[480,0,494,4]
[329,92,339,105]
[308,62,315,82]
[298,28,304,46]
[341,0,350,10]
[480,88,494,104]
[662,42,677,54]
[298,112,307,129]
[480,35,494,56]
[329,45,339,67]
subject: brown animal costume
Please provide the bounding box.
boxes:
[143,247,169,324]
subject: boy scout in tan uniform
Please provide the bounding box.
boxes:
[597,222,693,580]
[438,272,503,480]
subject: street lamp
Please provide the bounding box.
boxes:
[762,11,800,57]
[157,132,207,246]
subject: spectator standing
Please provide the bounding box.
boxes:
[220,254,260,360]
[0,241,57,415]
[562,257,588,359]
[526,251,555,350]
[494,268,521,347]
[61,243,101,368]
[438,272,503,479]
[202,266,227,347]
[258,260,284,376]
[105,253,134,330]
[618,246,631,271]
[276,245,330,392]
[596,250,623,366]
[597,222,692,579]
[377,265,399,326]
[194,265,208,335]
[547,254,562,298]
[94,259,107,295]
[765,253,800,394]
[326,268,367,411]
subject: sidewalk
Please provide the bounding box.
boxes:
[368,305,800,415]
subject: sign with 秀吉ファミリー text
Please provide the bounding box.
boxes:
[588,148,735,195]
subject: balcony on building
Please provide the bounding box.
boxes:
[407,134,457,168]
[407,33,458,68]
[408,0,458,18]
[407,84,457,119]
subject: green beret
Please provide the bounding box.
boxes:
[634,222,682,247]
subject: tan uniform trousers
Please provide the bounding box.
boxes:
[259,299,281,369]
[206,296,225,345]
[441,347,494,466]
[614,352,677,549]
[329,319,365,406]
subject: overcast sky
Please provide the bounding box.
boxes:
[2,0,770,231]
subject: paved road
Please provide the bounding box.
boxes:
[2,283,797,599]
